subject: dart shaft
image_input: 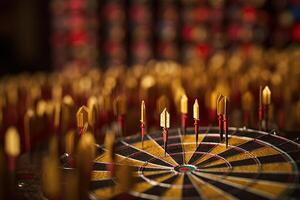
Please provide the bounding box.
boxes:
[224,116,228,148]
[181,113,187,132]
[141,122,145,148]
[163,128,168,155]
[264,105,269,131]
[259,105,264,130]
[218,115,223,141]
[8,156,16,172]
[209,109,215,122]
[194,119,199,145]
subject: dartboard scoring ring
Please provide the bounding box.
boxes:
[87,127,300,200]
[174,164,197,173]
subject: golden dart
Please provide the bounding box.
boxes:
[77,132,96,199]
[193,99,200,146]
[180,94,188,133]
[104,131,116,176]
[5,127,20,172]
[42,155,61,199]
[262,86,271,131]
[220,96,229,148]
[88,96,98,130]
[140,100,146,148]
[262,86,271,105]
[217,94,224,141]
[61,95,75,134]
[258,85,263,129]
[116,165,134,196]
[160,108,170,156]
[24,109,35,152]
[76,106,89,137]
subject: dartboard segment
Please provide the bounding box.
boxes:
[89,127,300,200]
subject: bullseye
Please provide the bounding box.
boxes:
[174,165,197,173]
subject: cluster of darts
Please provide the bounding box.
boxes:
[0,54,299,199]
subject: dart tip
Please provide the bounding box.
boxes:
[217,94,224,115]
[180,94,188,114]
[141,100,146,123]
[193,99,199,120]
[76,106,89,128]
[262,86,271,105]
[160,108,170,128]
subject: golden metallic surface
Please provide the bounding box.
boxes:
[180,94,188,114]
[160,108,170,128]
[262,86,271,105]
[104,131,116,163]
[88,96,98,127]
[65,130,75,155]
[24,109,35,150]
[42,155,61,199]
[217,94,224,115]
[76,106,89,128]
[140,100,146,123]
[5,127,20,157]
[193,99,199,120]
[115,165,134,193]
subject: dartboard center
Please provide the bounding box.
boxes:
[175,164,197,173]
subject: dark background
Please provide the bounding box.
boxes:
[0,0,50,74]
[0,0,299,75]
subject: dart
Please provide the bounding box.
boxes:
[113,95,127,136]
[61,95,75,134]
[63,170,79,200]
[24,109,34,153]
[76,106,89,137]
[5,127,20,173]
[65,130,75,167]
[88,96,99,132]
[77,131,96,200]
[5,127,20,199]
[258,85,263,130]
[115,165,134,199]
[42,139,61,199]
[140,100,146,149]
[180,94,188,134]
[262,86,271,131]
[160,108,170,156]
[217,94,224,141]
[223,97,229,148]
[193,99,200,146]
[105,131,116,177]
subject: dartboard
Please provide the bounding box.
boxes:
[89,127,300,200]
